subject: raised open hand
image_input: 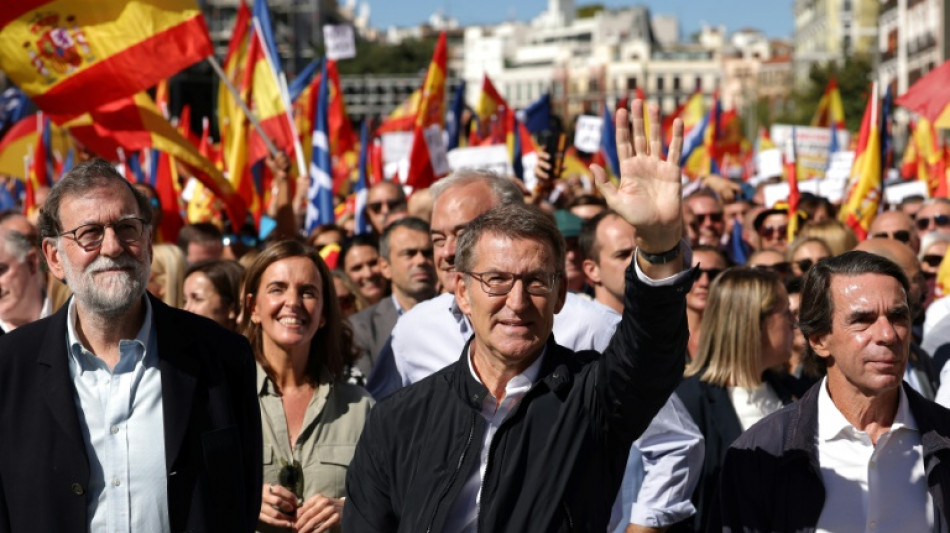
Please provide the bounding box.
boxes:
[591,100,684,254]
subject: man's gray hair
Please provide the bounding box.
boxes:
[38,158,152,240]
[429,168,524,206]
[920,197,950,209]
[0,229,35,263]
[456,204,566,275]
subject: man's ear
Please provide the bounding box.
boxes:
[809,331,832,360]
[41,239,65,281]
[582,258,601,286]
[553,274,567,314]
[456,275,472,317]
[379,257,393,281]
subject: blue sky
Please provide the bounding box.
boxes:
[365,0,794,39]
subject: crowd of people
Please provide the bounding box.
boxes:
[0,101,948,532]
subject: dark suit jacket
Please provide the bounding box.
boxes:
[0,294,263,533]
[348,297,398,377]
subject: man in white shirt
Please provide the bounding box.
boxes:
[718,250,950,532]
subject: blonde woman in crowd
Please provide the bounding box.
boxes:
[148,243,186,308]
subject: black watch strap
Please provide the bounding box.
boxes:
[637,242,682,264]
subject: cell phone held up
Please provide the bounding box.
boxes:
[538,128,566,182]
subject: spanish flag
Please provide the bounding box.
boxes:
[405,32,448,189]
[811,78,846,129]
[0,0,212,117]
[839,83,882,241]
[53,92,247,232]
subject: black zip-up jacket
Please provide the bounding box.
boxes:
[343,265,695,533]
[716,381,950,532]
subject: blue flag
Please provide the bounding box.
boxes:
[354,120,372,235]
[305,61,336,234]
[0,87,30,137]
[127,151,146,183]
[446,80,466,151]
[289,58,322,103]
[521,93,551,134]
[601,102,620,176]
[729,217,751,265]
[252,0,283,77]
[680,112,709,166]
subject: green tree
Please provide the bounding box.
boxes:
[576,4,606,18]
[772,55,874,133]
[334,37,437,76]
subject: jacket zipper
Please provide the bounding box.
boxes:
[426,411,477,533]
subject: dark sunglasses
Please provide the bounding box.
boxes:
[915,214,950,231]
[754,262,792,275]
[693,212,724,224]
[367,199,406,214]
[870,230,911,243]
[697,268,723,281]
[795,259,816,273]
[922,254,944,268]
[758,225,788,240]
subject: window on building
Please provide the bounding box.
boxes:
[695,76,702,91]
[673,76,680,91]
[627,77,637,90]
[657,77,665,91]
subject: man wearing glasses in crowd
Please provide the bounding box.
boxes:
[868,210,920,253]
[914,198,950,239]
[0,159,262,532]
[684,190,726,248]
[344,102,696,532]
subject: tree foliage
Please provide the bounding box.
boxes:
[768,55,874,133]
[335,37,437,76]
[576,4,606,18]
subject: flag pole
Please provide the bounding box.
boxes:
[206,55,280,157]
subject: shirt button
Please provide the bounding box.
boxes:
[110,425,119,435]
[71,483,84,495]
[112,478,121,487]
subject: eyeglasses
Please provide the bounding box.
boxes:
[367,199,406,214]
[915,215,950,231]
[753,262,792,275]
[758,225,788,240]
[693,212,724,224]
[464,270,560,296]
[58,218,147,251]
[870,230,912,243]
[795,259,817,273]
[697,268,723,281]
[922,254,944,268]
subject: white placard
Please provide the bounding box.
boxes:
[323,24,356,60]
[770,125,851,180]
[884,180,930,206]
[574,115,604,153]
[521,152,539,191]
[447,145,512,176]
[756,149,783,178]
[381,132,413,165]
[423,125,450,176]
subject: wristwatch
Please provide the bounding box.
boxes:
[637,242,682,264]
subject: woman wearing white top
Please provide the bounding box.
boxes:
[672,267,797,533]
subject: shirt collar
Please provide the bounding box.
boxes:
[466,343,546,398]
[817,377,917,442]
[66,295,154,373]
[391,293,404,315]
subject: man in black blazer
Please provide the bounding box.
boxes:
[349,217,436,376]
[0,159,262,532]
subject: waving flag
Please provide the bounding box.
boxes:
[446,80,467,151]
[0,0,212,116]
[784,129,799,242]
[0,87,30,137]
[55,92,246,231]
[406,32,448,189]
[305,60,335,234]
[521,93,551,135]
[377,89,421,134]
[901,117,946,196]
[601,102,620,177]
[839,83,882,240]
[289,58,321,103]
[811,78,846,129]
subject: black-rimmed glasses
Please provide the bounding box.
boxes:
[916,215,950,231]
[463,271,560,296]
[58,218,147,251]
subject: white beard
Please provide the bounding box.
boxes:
[61,247,150,318]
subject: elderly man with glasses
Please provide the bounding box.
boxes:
[344,103,697,533]
[914,198,950,239]
[869,210,921,253]
[0,159,262,533]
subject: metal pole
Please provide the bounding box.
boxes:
[206,55,280,157]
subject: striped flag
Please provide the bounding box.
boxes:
[305,60,335,234]
[353,120,372,235]
[406,32,448,189]
[784,128,799,242]
[0,0,212,116]
[839,83,882,240]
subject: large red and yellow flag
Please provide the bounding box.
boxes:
[405,32,448,189]
[811,78,846,129]
[377,89,421,134]
[0,0,212,117]
[839,83,882,240]
[53,92,247,231]
[901,117,946,197]
[218,1,295,223]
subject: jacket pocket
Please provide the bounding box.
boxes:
[305,444,355,499]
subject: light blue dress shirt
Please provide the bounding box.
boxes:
[66,296,169,533]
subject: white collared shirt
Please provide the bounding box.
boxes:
[815,378,932,533]
[66,297,169,533]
